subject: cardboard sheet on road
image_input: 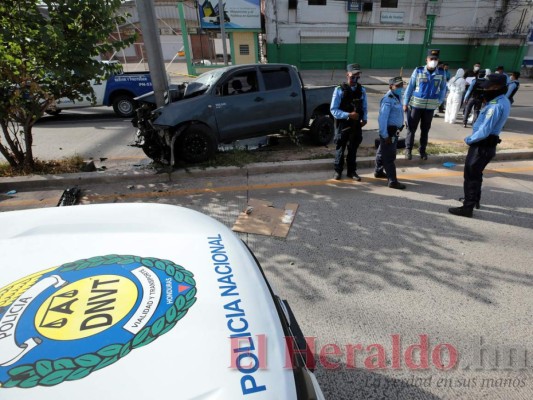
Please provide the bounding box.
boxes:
[232,198,298,238]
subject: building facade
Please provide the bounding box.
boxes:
[115,0,261,70]
[264,0,533,70]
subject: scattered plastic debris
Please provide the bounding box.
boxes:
[6,190,17,195]
[57,187,81,206]
[443,162,456,169]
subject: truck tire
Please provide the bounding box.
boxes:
[142,142,170,164]
[112,95,136,118]
[45,109,62,116]
[176,124,217,164]
[310,115,334,145]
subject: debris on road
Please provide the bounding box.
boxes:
[233,198,298,238]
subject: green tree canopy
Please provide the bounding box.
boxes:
[0,0,134,171]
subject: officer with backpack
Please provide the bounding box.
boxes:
[506,71,520,104]
[403,49,447,161]
[331,63,368,181]
[462,69,489,127]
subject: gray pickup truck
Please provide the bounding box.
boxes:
[132,64,335,164]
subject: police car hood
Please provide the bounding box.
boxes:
[0,203,296,399]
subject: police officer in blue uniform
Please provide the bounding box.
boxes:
[331,63,368,181]
[403,49,447,160]
[462,69,489,128]
[374,77,406,190]
[506,71,520,104]
[449,74,511,218]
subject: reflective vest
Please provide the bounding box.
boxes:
[409,66,445,110]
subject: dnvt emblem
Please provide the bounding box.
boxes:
[0,255,197,389]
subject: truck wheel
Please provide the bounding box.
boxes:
[112,95,136,118]
[45,109,62,116]
[177,125,217,164]
[310,115,334,145]
[142,142,170,164]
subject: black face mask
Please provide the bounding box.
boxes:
[349,77,359,86]
[482,87,506,102]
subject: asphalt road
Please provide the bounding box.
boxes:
[5,160,531,399]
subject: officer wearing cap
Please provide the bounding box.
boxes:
[374,77,406,189]
[449,74,511,218]
[403,49,447,160]
[330,63,368,181]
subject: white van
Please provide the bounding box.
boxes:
[0,203,324,399]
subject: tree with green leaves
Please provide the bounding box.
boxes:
[0,0,134,172]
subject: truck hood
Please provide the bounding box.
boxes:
[134,83,185,104]
[0,204,297,400]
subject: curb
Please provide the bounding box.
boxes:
[1,150,532,192]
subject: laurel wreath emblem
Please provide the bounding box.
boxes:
[0,255,197,389]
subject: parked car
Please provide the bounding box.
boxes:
[46,65,159,118]
[131,63,335,164]
[0,203,325,400]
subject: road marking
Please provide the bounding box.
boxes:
[3,165,532,208]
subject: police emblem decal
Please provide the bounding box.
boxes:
[0,255,197,389]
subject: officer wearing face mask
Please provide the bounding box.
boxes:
[403,49,447,160]
[449,74,510,218]
[374,77,406,190]
[331,63,368,181]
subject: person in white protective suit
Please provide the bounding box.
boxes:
[445,68,466,124]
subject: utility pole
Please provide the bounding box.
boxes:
[135,0,168,108]
[218,0,228,65]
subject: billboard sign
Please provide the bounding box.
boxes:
[199,0,261,30]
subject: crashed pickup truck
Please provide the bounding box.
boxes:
[132,64,335,164]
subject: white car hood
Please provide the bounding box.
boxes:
[0,203,297,399]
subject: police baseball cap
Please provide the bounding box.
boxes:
[389,76,404,86]
[347,63,361,73]
[479,74,507,88]
[427,49,440,58]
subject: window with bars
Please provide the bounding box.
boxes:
[239,44,250,55]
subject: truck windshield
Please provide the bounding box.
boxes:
[193,68,226,88]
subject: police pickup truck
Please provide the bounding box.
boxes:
[132,64,335,164]
[0,203,325,400]
[46,68,155,118]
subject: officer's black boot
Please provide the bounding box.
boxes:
[405,150,412,160]
[448,206,474,218]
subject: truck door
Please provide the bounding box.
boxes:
[213,68,264,141]
[257,66,303,130]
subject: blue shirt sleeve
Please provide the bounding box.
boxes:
[505,81,516,98]
[361,87,368,121]
[464,80,475,102]
[403,69,417,106]
[465,102,505,145]
[438,73,447,104]
[330,87,349,120]
[378,97,392,139]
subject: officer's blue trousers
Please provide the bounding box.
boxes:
[463,143,496,209]
[405,107,434,154]
[375,138,398,183]
[334,120,362,175]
